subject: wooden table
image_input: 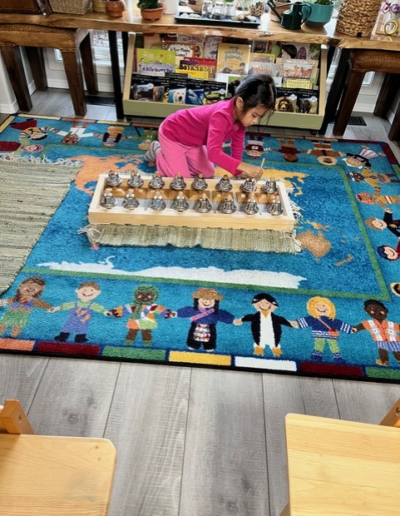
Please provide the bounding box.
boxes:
[2,7,400,129]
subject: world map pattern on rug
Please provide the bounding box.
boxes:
[1,114,400,382]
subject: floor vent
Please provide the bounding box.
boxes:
[86,95,115,106]
[348,116,367,126]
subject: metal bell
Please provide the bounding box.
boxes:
[100,188,116,209]
[216,174,233,192]
[106,170,122,187]
[149,192,166,211]
[172,192,189,212]
[241,178,257,193]
[243,195,259,215]
[122,189,140,210]
[195,193,212,213]
[268,196,283,216]
[127,170,144,188]
[191,174,208,191]
[218,194,237,214]
[170,173,187,191]
[261,178,277,194]
[149,172,165,190]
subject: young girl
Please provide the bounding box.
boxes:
[145,74,276,180]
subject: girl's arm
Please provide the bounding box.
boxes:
[207,114,242,175]
[236,162,264,180]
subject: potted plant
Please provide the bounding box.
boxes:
[138,0,164,20]
[305,0,335,27]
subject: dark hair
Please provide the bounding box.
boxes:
[364,299,388,312]
[235,74,276,113]
[251,293,278,306]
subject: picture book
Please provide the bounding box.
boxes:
[204,36,223,59]
[251,40,270,53]
[175,69,209,80]
[180,58,217,79]
[130,74,170,103]
[138,63,175,76]
[203,80,227,104]
[162,40,198,66]
[167,73,188,104]
[249,52,276,63]
[185,79,205,105]
[280,42,321,61]
[216,42,251,75]
[248,53,278,75]
[177,34,205,58]
[283,78,314,90]
[276,58,318,81]
[135,48,176,72]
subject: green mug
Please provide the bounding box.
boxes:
[304,1,335,27]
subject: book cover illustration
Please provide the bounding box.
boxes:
[180,58,217,79]
[130,74,169,102]
[216,43,251,75]
[276,58,318,81]
[136,48,176,72]
[203,81,227,104]
[251,40,270,53]
[185,79,205,105]
[175,69,209,80]
[204,36,223,59]
[139,64,176,76]
[162,41,198,66]
[283,78,314,90]
[248,53,278,75]
[167,73,188,104]
[280,42,321,61]
[177,34,205,58]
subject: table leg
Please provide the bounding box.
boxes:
[318,48,350,135]
[0,46,32,112]
[108,30,124,120]
[26,47,47,91]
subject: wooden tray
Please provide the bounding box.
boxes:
[174,13,260,28]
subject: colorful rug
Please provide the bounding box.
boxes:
[1,114,400,383]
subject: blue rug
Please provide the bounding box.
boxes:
[1,114,400,382]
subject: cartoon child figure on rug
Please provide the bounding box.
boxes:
[0,277,52,338]
[51,282,107,343]
[295,296,352,364]
[352,299,400,367]
[106,284,171,346]
[168,288,234,352]
[234,293,295,357]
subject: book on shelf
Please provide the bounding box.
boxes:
[204,36,223,59]
[176,35,205,58]
[138,64,176,76]
[248,53,279,75]
[162,40,198,67]
[135,48,176,72]
[251,40,271,54]
[180,58,217,79]
[203,81,228,104]
[130,74,170,103]
[167,73,189,104]
[175,69,209,80]
[276,58,319,80]
[216,42,251,75]
[283,78,314,90]
[280,42,321,61]
[186,79,205,105]
[275,87,319,113]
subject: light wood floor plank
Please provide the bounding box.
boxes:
[262,374,339,516]
[28,357,120,437]
[0,354,49,410]
[180,369,269,516]
[105,364,190,516]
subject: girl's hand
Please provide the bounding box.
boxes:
[237,162,263,181]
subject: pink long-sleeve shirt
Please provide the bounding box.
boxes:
[160,98,245,176]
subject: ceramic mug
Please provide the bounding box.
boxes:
[304,1,334,27]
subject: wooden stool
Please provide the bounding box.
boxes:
[0,24,98,117]
[333,50,400,141]
[0,399,116,515]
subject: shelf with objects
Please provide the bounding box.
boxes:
[122,29,328,130]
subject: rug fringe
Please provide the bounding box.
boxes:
[81,223,301,254]
[0,155,83,167]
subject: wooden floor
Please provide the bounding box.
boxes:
[1,90,400,516]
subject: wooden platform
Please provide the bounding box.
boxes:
[88,173,296,232]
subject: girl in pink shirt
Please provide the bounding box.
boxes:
[145,74,276,180]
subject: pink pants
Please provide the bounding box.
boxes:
[156,124,215,178]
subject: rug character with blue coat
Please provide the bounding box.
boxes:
[169,287,234,352]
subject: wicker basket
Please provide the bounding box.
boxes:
[49,0,92,14]
[336,0,382,37]
[92,0,106,11]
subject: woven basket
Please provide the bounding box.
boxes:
[49,0,92,14]
[92,0,106,11]
[336,0,382,37]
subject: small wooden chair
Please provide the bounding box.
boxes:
[279,398,400,516]
[0,399,116,516]
[0,24,98,116]
[333,50,400,141]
